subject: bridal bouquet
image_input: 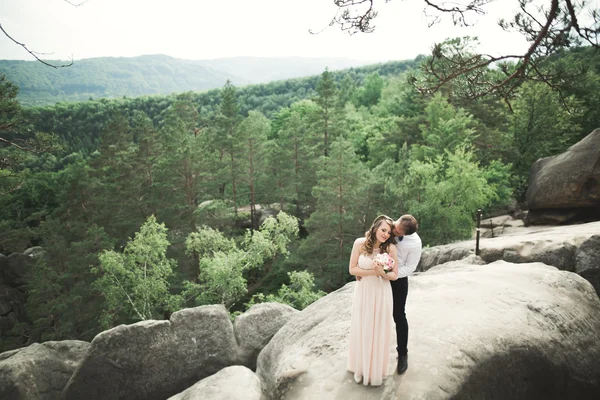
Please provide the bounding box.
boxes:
[374,252,394,274]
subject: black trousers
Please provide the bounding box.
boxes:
[391,277,408,356]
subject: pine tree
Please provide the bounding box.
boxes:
[237,111,269,230]
[266,101,319,217]
[155,94,206,233]
[300,137,370,289]
[315,69,338,156]
[213,80,242,217]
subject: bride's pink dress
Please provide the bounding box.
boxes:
[347,248,394,386]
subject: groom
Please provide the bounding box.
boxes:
[391,214,422,374]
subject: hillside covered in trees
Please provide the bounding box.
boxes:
[1,44,599,352]
[0,55,386,106]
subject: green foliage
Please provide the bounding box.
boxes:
[193,200,237,232]
[403,147,497,245]
[266,100,319,216]
[3,47,600,350]
[248,271,325,310]
[300,137,371,289]
[237,110,270,228]
[181,212,299,310]
[93,215,177,327]
[482,160,514,211]
[0,55,244,106]
[18,222,113,344]
[412,93,476,161]
[315,69,340,157]
[355,72,385,107]
[0,74,64,197]
[185,226,236,258]
[509,81,582,199]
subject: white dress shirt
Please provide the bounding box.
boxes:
[395,232,422,279]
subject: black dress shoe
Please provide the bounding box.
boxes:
[397,354,408,374]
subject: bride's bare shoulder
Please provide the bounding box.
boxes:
[354,237,367,246]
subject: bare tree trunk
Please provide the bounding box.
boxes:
[324,108,329,157]
[294,139,300,215]
[231,153,238,219]
[249,140,256,230]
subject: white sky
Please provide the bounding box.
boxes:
[0,0,552,62]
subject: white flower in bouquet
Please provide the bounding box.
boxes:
[374,252,394,273]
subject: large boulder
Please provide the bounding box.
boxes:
[0,340,90,400]
[237,204,280,229]
[0,254,6,285]
[0,247,46,289]
[22,247,46,259]
[257,261,600,400]
[418,243,472,272]
[525,128,600,225]
[167,366,262,400]
[256,261,600,399]
[575,235,600,295]
[0,253,32,288]
[0,283,25,337]
[63,305,238,400]
[417,221,600,296]
[233,302,298,370]
[256,282,352,399]
[476,215,525,238]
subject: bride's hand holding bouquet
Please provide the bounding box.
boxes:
[373,252,394,278]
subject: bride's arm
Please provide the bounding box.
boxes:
[382,243,399,281]
[349,238,379,277]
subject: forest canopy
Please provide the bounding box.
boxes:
[1,44,599,352]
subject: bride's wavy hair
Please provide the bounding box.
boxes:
[360,215,395,255]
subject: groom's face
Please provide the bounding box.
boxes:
[393,222,405,237]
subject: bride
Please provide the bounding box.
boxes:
[347,215,399,386]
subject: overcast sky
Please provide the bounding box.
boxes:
[1,0,543,62]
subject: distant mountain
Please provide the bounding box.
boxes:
[0,55,247,106]
[196,56,383,84]
[0,55,386,106]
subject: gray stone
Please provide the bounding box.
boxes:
[525,208,583,226]
[0,340,90,400]
[0,253,34,288]
[63,305,238,400]
[256,261,600,399]
[418,242,473,272]
[167,366,262,400]
[416,247,439,272]
[477,215,525,238]
[575,235,600,296]
[427,254,486,273]
[23,247,46,259]
[0,283,25,336]
[0,254,6,285]
[233,302,298,370]
[257,208,279,227]
[525,128,600,223]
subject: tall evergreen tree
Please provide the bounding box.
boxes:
[155,94,205,233]
[237,111,270,230]
[131,110,162,218]
[20,221,113,345]
[315,69,338,156]
[266,100,319,217]
[89,111,141,240]
[412,93,476,162]
[214,80,242,217]
[300,137,370,289]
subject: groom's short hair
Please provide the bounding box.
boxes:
[398,215,418,235]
